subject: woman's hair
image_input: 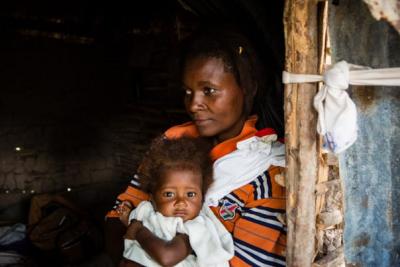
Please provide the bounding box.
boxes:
[178,25,284,137]
[179,27,263,117]
[138,136,213,197]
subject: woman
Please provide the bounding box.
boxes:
[105,29,286,267]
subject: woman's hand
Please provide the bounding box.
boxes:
[117,201,133,227]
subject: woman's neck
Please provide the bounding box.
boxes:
[214,116,246,144]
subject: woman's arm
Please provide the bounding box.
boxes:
[104,217,126,266]
[131,220,192,267]
[119,258,144,267]
[229,166,287,265]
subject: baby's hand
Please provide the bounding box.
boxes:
[124,219,143,240]
[117,200,133,227]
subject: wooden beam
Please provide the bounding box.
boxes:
[283,0,319,266]
[315,2,331,262]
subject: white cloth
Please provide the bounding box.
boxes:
[123,201,234,267]
[205,134,285,206]
[282,61,400,153]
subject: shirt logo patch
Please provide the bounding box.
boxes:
[219,199,239,221]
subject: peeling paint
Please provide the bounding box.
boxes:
[353,234,370,247]
[329,1,400,266]
[363,0,400,34]
[361,195,368,208]
[351,85,378,112]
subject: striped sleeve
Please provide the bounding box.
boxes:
[213,166,286,267]
[106,174,150,218]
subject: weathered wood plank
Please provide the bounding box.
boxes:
[315,179,341,195]
[315,0,330,217]
[312,247,344,267]
[283,0,319,266]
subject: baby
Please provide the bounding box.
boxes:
[118,136,233,267]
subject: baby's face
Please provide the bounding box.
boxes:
[152,168,203,221]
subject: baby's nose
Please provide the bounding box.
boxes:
[174,197,187,207]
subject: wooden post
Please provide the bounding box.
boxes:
[283,0,319,266]
[315,1,331,259]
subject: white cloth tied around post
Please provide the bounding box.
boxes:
[205,134,285,206]
[123,201,234,267]
[283,60,400,153]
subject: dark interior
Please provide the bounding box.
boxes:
[0,0,284,265]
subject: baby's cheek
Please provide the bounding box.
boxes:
[193,201,203,214]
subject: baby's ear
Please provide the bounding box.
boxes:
[149,194,156,205]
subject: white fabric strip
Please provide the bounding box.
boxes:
[283,61,400,153]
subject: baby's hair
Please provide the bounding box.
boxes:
[138,136,213,197]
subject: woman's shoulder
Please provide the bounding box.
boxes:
[164,121,199,139]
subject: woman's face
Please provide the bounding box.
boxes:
[183,57,246,143]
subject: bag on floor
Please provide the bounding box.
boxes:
[27,194,102,263]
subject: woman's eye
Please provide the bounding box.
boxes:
[204,87,216,96]
[187,192,197,198]
[184,89,192,96]
[163,192,174,198]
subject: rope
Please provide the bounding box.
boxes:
[282,61,400,153]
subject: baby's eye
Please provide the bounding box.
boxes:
[187,192,197,198]
[163,192,175,198]
[203,87,217,96]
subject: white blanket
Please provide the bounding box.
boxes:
[123,201,234,267]
[205,134,286,206]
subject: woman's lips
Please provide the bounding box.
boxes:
[194,118,212,126]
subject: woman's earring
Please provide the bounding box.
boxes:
[238,46,243,55]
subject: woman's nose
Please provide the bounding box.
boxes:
[188,93,206,113]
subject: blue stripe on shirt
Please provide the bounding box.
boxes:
[234,238,286,267]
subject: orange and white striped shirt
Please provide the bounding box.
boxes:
[107,117,286,267]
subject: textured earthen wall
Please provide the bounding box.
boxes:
[0,36,184,221]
